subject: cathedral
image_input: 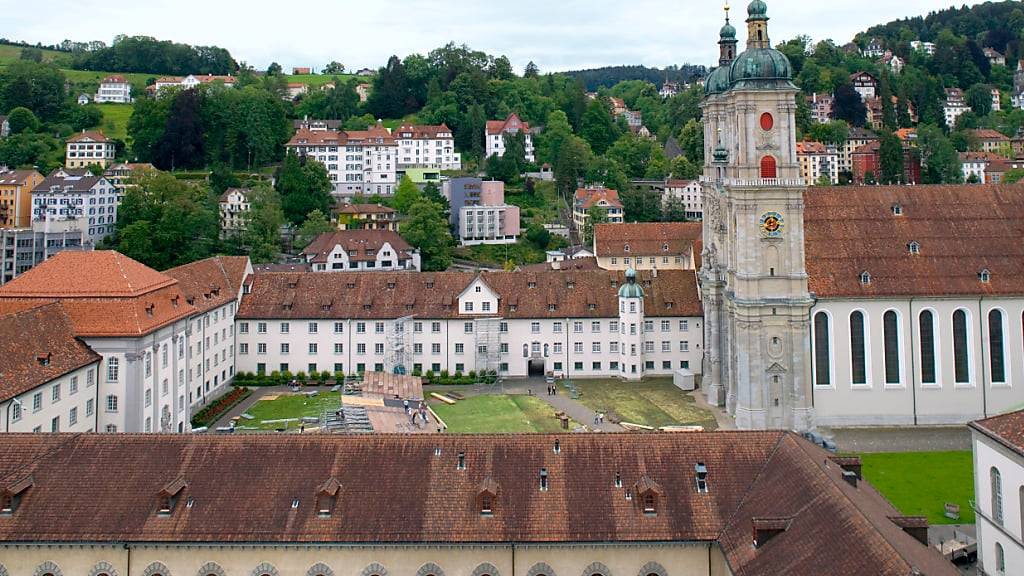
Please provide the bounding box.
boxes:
[700,1,815,430]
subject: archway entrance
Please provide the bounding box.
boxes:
[528,359,546,377]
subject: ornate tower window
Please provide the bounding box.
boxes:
[760,156,777,179]
[760,112,774,131]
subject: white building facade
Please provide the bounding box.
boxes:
[394,124,462,170]
[65,131,116,169]
[485,114,536,163]
[219,188,250,237]
[286,124,398,197]
[971,411,1024,576]
[94,76,132,104]
[663,180,704,220]
[31,171,118,244]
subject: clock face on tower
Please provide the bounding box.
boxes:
[760,212,784,238]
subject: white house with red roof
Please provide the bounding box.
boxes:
[64,130,116,169]
[394,124,461,171]
[286,121,398,197]
[573,186,624,231]
[485,114,536,163]
[94,75,132,104]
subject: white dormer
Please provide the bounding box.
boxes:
[458,276,499,316]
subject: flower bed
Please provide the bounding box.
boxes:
[190,386,252,429]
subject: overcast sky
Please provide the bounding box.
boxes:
[1,0,985,72]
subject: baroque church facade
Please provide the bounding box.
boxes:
[700,1,815,430]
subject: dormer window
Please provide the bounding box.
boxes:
[891,203,903,216]
[146,304,155,317]
[316,478,341,517]
[528,281,537,289]
[908,242,920,255]
[588,304,597,311]
[480,494,493,515]
[157,476,186,516]
[478,477,498,515]
[979,269,991,283]
[387,282,396,290]
[37,353,52,367]
[859,271,872,285]
[643,493,657,514]
[614,473,622,488]
[695,463,709,493]
[624,244,631,253]
[457,451,466,470]
[662,243,669,252]
[291,498,300,509]
[548,304,557,312]
[539,468,549,491]
[510,305,518,312]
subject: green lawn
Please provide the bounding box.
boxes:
[560,378,718,430]
[61,69,155,86]
[243,391,342,431]
[96,103,133,140]
[285,73,357,87]
[432,395,579,433]
[0,44,70,66]
[860,451,975,525]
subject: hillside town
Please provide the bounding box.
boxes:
[1,1,1024,575]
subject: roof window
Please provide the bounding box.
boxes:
[891,203,903,216]
[979,269,991,283]
[157,476,186,516]
[908,241,920,255]
[859,271,872,285]
[695,462,709,493]
[1,475,33,515]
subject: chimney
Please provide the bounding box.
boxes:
[829,455,863,480]
[889,516,929,546]
[695,462,708,493]
[752,517,792,549]
[842,470,858,488]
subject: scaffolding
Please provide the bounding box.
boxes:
[474,317,504,383]
[386,315,415,375]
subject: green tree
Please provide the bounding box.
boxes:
[964,84,993,117]
[525,224,551,249]
[157,89,205,170]
[0,61,67,122]
[917,124,961,184]
[323,61,345,75]
[832,83,867,127]
[808,120,850,147]
[0,132,61,170]
[267,62,283,75]
[296,81,360,124]
[537,110,573,166]
[1003,169,1024,184]
[239,185,284,263]
[392,175,423,213]
[422,181,449,213]
[19,47,43,62]
[127,96,171,163]
[208,163,240,195]
[367,55,414,119]
[878,132,904,184]
[401,199,453,271]
[524,61,540,79]
[878,70,897,130]
[582,205,608,245]
[5,107,39,134]
[113,172,219,269]
[679,119,705,164]
[275,152,334,225]
[580,97,620,155]
[295,209,334,249]
[670,155,701,180]
[553,136,592,196]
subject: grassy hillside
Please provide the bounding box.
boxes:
[96,103,133,140]
[285,73,357,87]
[0,44,71,66]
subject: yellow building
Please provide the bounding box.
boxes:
[0,169,44,228]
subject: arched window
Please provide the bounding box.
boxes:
[991,467,1003,525]
[813,312,831,386]
[883,311,900,385]
[919,311,937,385]
[850,311,867,385]
[953,310,970,384]
[760,155,777,179]
[995,542,1005,574]
[989,310,1005,383]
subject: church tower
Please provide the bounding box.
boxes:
[699,1,814,431]
[618,268,646,382]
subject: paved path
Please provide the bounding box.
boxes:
[822,426,973,453]
[689,386,737,431]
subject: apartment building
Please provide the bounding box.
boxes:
[218,188,250,237]
[394,123,462,170]
[0,227,87,286]
[796,141,839,185]
[970,129,1011,155]
[838,127,878,176]
[65,131,116,169]
[663,179,704,219]
[154,74,237,94]
[335,203,398,231]
[573,187,624,230]
[593,222,701,272]
[94,75,132,104]
[235,268,703,381]
[944,88,970,129]
[0,169,44,228]
[31,170,118,244]
[485,114,536,162]
[443,179,521,245]
[286,122,398,197]
[806,92,833,124]
[300,230,420,272]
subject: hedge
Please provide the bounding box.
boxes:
[190,386,252,429]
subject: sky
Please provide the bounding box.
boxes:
[0,0,986,73]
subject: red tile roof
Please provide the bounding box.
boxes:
[300,230,414,264]
[594,222,702,258]
[0,432,957,575]
[804,184,1024,298]
[163,256,250,315]
[971,410,1024,457]
[969,128,1010,142]
[336,203,396,215]
[238,269,702,320]
[575,187,623,210]
[0,302,101,402]
[0,251,196,337]
[101,75,128,84]
[394,124,454,139]
[66,131,110,143]
[795,141,828,154]
[486,114,530,136]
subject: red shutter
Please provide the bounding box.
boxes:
[760,156,777,179]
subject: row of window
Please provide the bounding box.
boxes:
[241,320,690,335]
[988,466,1019,575]
[240,340,693,357]
[10,371,96,422]
[251,359,691,378]
[814,308,1017,388]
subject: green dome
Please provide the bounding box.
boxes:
[729,47,793,87]
[720,21,736,39]
[747,0,767,18]
[704,66,731,95]
[618,268,645,299]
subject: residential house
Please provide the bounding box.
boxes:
[796,141,839,185]
[910,40,936,55]
[356,68,375,76]
[0,115,8,138]
[663,179,704,220]
[806,93,833,124]
[1013,127,1024,159]
[285,83,308,100]
[609,97,644,133]
[986,158,1015,183]
[394,124,461,170]
[356,83,372,102]
[851,141,921,184]
[0,302,102,432]
[960,151,1001,183]
[573,187,624,231]
[1013,61,1024,110]
[219,188,251,237]
[293,118,342,131]
[850,72,878,100]
[659,81,680,97]
[154,74,237,94]
[65,130,116,169]
[485,114,536,163]
[0,226,86,286]
[236,268,702,380]
[301,230,420,272]
[286,121,398,197]
[838,127,878,176]
[944,88,971,129]
[863,38,885,58]
[593,222,702,271]
[76,94,90,106]
[983,47,1006,67]
[103,162,155,195]
[970,411,1024,576]
[970,129,1011,156]
[443,178,520,245]
[881,51,903,75]
[31,170,118,244]
[993,88,1002,112]
[0,170,44,228]
[292,67,311,75]
[334,204,398,231]
[94,75,132,104]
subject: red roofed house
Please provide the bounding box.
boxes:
[65,130,116,169]
[300,229,420,272]
[795,141,839,185]
[94,75,132,104]
[286,121,398,197]
[0,251,251,433]
[485,114,536,163]
[970,128,1011,155]
[393,124,461,170]
[851,141,921,185]
[335,203,398,231]
[593,222,702,271]
[573,186,624,231]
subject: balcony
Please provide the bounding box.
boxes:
[699,176,805,187]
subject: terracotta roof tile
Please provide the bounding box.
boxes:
[575,187,623,210]
[804,184,1024,298]
[300,230,413,264]
[163,256,250,315]
[66,131,110,143]
[970,409,1024,457]
[0,302,101,402]
[336,203,396,215]
[594,222,702,258]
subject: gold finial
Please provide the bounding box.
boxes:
[724,2,730,12]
